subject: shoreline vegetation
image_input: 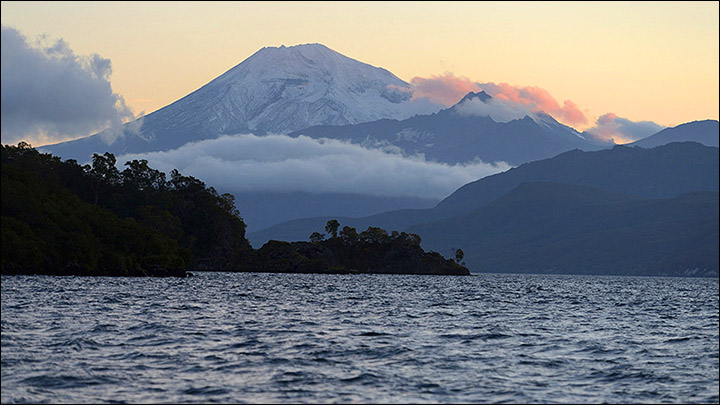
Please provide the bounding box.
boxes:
[1,143,469,277]
[239,219,469,276]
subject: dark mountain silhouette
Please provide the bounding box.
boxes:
[628,119,718,148]
[234,191,437,232]
[434,141,719,216]
[409,182,718,277]
[248,142,720,271]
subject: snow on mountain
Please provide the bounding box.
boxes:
[37,44,607,233]
[452,91,593,143]
[188,43,440,134]
[289,90,607,166]
[41,43,442,162]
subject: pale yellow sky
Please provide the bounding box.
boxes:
[2,1,718,130]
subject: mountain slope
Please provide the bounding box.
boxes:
[41,43,441,162]
[289,91,605,165]
[628,120,719,148]
[234,191,438,232]
[434,141,719,216]
[409,182,719,277]
[248,141,720,247]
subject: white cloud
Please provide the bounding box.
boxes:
[584,113,666,144]
[453,96,534,123]
[1,26,134,146]
[118,133,511,200]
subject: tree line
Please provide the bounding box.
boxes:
[240,219,469,275]
[1,142,250,276]
[1,143,467,277]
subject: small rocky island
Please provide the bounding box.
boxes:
[242,220,470,276]
[1,144,469,277]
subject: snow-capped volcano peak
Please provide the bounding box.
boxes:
[42,43,443,161]
[240,43,390,77]
[201,42,429,134]
[216,43,405,89]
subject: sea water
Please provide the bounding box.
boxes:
[1,272,718,403]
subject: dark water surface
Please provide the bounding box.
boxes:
[1,272,718,404]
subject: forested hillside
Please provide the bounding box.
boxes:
[1,142,251,276]
[2,143,464,276]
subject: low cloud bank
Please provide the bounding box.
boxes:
[118,134,511,200]
[1,25,134,147]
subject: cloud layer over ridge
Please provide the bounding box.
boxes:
[118,133,511,200]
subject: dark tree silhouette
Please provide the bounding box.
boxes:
[452,248,465,265]
[339,226,358,244]
[244,220,470,275]
[325,219,340,238]
[88,152,121,205]
[122,159,167,191]
[1,143,252,275]
[309,231,325,243]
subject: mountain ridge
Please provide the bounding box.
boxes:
[627,119,718,148]
[289,90,606,166]
[409,182,718,276]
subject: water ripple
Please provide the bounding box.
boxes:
[1,272,718,404]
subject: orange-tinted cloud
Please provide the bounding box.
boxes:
[478,82,589,127]
[407,73,590,128]
[409,72,483,106]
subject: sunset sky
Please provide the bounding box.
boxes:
[1,1,718,146]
